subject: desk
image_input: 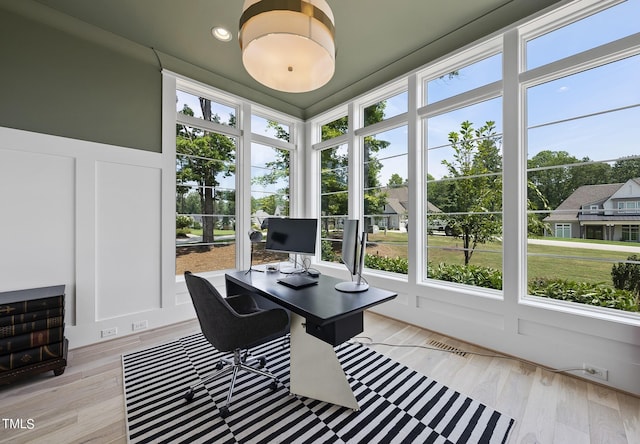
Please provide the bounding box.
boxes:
[225,271,396,410]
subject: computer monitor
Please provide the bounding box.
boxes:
[335,219,369,292]
[265,218,317,272]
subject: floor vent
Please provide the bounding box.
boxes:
[428,340,468,357]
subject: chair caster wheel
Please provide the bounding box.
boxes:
[215,361,224,370]
[184,389,194,402]
[269,380,278,390]
[219,406,230,418]
[258,357,267,368]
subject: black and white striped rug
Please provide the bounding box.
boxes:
[123,334,514,443]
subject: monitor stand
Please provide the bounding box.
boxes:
[280,254,304,274]
[335,280,369,293]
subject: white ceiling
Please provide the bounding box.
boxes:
[25,0,561,118]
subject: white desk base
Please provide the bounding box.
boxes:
[288,313,359,410]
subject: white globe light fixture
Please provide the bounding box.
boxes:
[239,0,336,93]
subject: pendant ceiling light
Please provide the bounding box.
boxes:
[239,0,336,93]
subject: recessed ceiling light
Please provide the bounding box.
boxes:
[212,26,232,42]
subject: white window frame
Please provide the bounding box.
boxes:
[165,72,302,279]
[306,0,640,323]
[520,0,640,322]
[555,223,571,238]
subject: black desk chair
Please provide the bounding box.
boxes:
[183,271,288,417]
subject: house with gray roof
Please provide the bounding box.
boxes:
[377,186,445,232]
[376,186,408,230]
[544,178,640,241]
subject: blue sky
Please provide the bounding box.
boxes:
[387,0,640,183]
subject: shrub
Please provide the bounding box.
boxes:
[176,214,193,230]
[428,262,502,290]
[529,277,638,312]
[360,256,638,312]
[364,254,409,274]
[611,254,640,297]
[321,240,339,263]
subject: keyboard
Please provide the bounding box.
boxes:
[277,275,318,289]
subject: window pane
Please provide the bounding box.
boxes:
[250,144,290,265]
[321,115,348,141]
[363,126,408,273]
[425,98,503,290]
[363,91,408,126]
[527,56,640,129]
[320,144,348,263]
[176,124,237,274]
[252,115,290,141]
[526,1,640,70]
[427,99,503,178]
[176,90,237,127]
[426,54,502,104]
[526,53,640,313]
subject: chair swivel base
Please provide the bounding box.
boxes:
[183,349,278,418]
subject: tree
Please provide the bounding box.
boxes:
[362,102,391,229]
[177,191,203,216]
[321,116,347,141]
[527,150,580,210]
[252,194,278,217]
[569,159,611,190]
[528,150,614,210]
[315,103,391,232]
[176,101,236,243]
[250,121,291,217]
[388,173,405,187]
[426,173,450,211]
[441,120,502,265]
[320,147,348,233]
[611,156,640,183]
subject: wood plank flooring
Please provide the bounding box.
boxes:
[0,312,638,443]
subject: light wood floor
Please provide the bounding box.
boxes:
[0,312,638,443]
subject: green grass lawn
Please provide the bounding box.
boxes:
[366,233,633,286]
[526,242,631,284]
[184,229,236,237]
[367,231,408,243]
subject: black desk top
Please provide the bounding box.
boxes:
[225,271,397,326]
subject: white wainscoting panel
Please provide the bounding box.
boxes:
[95,161,162,320]
[0,147,76,321]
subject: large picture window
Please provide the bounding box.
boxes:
[424,95,503,291]
[308,1,639,318]
[248,114,293,266]
[319,143,349,264]
[362,125,409,273]
[250,140,291,265]
[175,123,237,274]
[420,48,504,291]
[525,2,640,313]
[173,86,300,275]
[317,113,349,265]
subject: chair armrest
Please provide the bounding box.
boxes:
[226,293,259,314]
[234,307,289,347]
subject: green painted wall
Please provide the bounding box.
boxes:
[0,9,161,152]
